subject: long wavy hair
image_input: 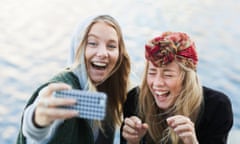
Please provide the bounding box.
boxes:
[139,61,203,144]
[73,15,131,129]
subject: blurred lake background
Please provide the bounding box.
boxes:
[0,0,239,143]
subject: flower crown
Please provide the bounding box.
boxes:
[145,32,198,70]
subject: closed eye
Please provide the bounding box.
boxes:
[148,70,157,75]
[164,74,173,78]
[87,42,97,47]
[107,44,117,49]
[148,72,156,75]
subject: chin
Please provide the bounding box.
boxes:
[156,103,170,110]
[91,76,108,84]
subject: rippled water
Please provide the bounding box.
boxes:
[0,0,239,143]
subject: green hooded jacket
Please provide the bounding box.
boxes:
[16,70,94,144]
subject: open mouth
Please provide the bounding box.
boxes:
[155,91,170,97]
[91,62,107,70]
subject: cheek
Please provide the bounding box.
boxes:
[147,77,153,89]
[110,51,119,64]
[170,81,182,95]
[85,48,93,61]
[113,53,119,62]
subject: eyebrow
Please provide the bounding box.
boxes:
[148,67,177,73]
[87,34,118,43]
[87,34,98,39]
[163,68,175,72]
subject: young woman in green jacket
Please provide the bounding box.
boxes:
[17,14,136,144]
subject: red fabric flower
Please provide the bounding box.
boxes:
[145,32,198,70]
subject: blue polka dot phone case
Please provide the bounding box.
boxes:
[54,89,107,120]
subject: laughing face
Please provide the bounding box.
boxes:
[147,61,183,110]
[85,21,119,84]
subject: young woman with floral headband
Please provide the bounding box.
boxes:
[121,32,233,144]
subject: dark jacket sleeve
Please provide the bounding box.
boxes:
[120,86,139,144]
[196,87,233,144]
[16,70,83,144]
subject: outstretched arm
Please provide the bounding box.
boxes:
[22,83,78,143]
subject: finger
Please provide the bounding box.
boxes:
[38,107,78,120]
[124,116,144,132]
[48,83,72,94]
[35,106,78,126]
[179,131,193,137]
[129,116,143,129]
[48,97,76,107]
[123,124,138,135]
[124,117,136,127]
[39,83,72,98]
[142,123,149,130]
[175,118,193,129]
[167,115,192,128]
[131,116,142,124]
[138,123,148,136]
[167,115,184,123]
[173,123,194,135]
[38,97,76,108]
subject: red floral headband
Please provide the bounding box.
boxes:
[145,32,198,70]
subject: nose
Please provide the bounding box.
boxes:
[96,44,108,58]
[153,74,165,88]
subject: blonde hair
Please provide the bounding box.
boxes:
[72,15,131,129]
[139,61,203,144]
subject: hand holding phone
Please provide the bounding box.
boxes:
[54,89,107,120]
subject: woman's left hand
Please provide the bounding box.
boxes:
[167,115,199,144]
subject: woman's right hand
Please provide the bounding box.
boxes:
[122,116,148,144]
[34,83,78,127]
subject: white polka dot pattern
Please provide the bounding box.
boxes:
[54,90,107,120]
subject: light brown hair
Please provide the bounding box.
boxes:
[73,15,131,129]
[139,58,203,144]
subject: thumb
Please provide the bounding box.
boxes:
[142,123,149,130]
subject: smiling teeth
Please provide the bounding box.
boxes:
[156,91,168,95]
[93,62,106,67]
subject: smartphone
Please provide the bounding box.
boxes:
[54,89,107,120]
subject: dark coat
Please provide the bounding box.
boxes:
[121,86,233,144]
[16,70,110,144]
